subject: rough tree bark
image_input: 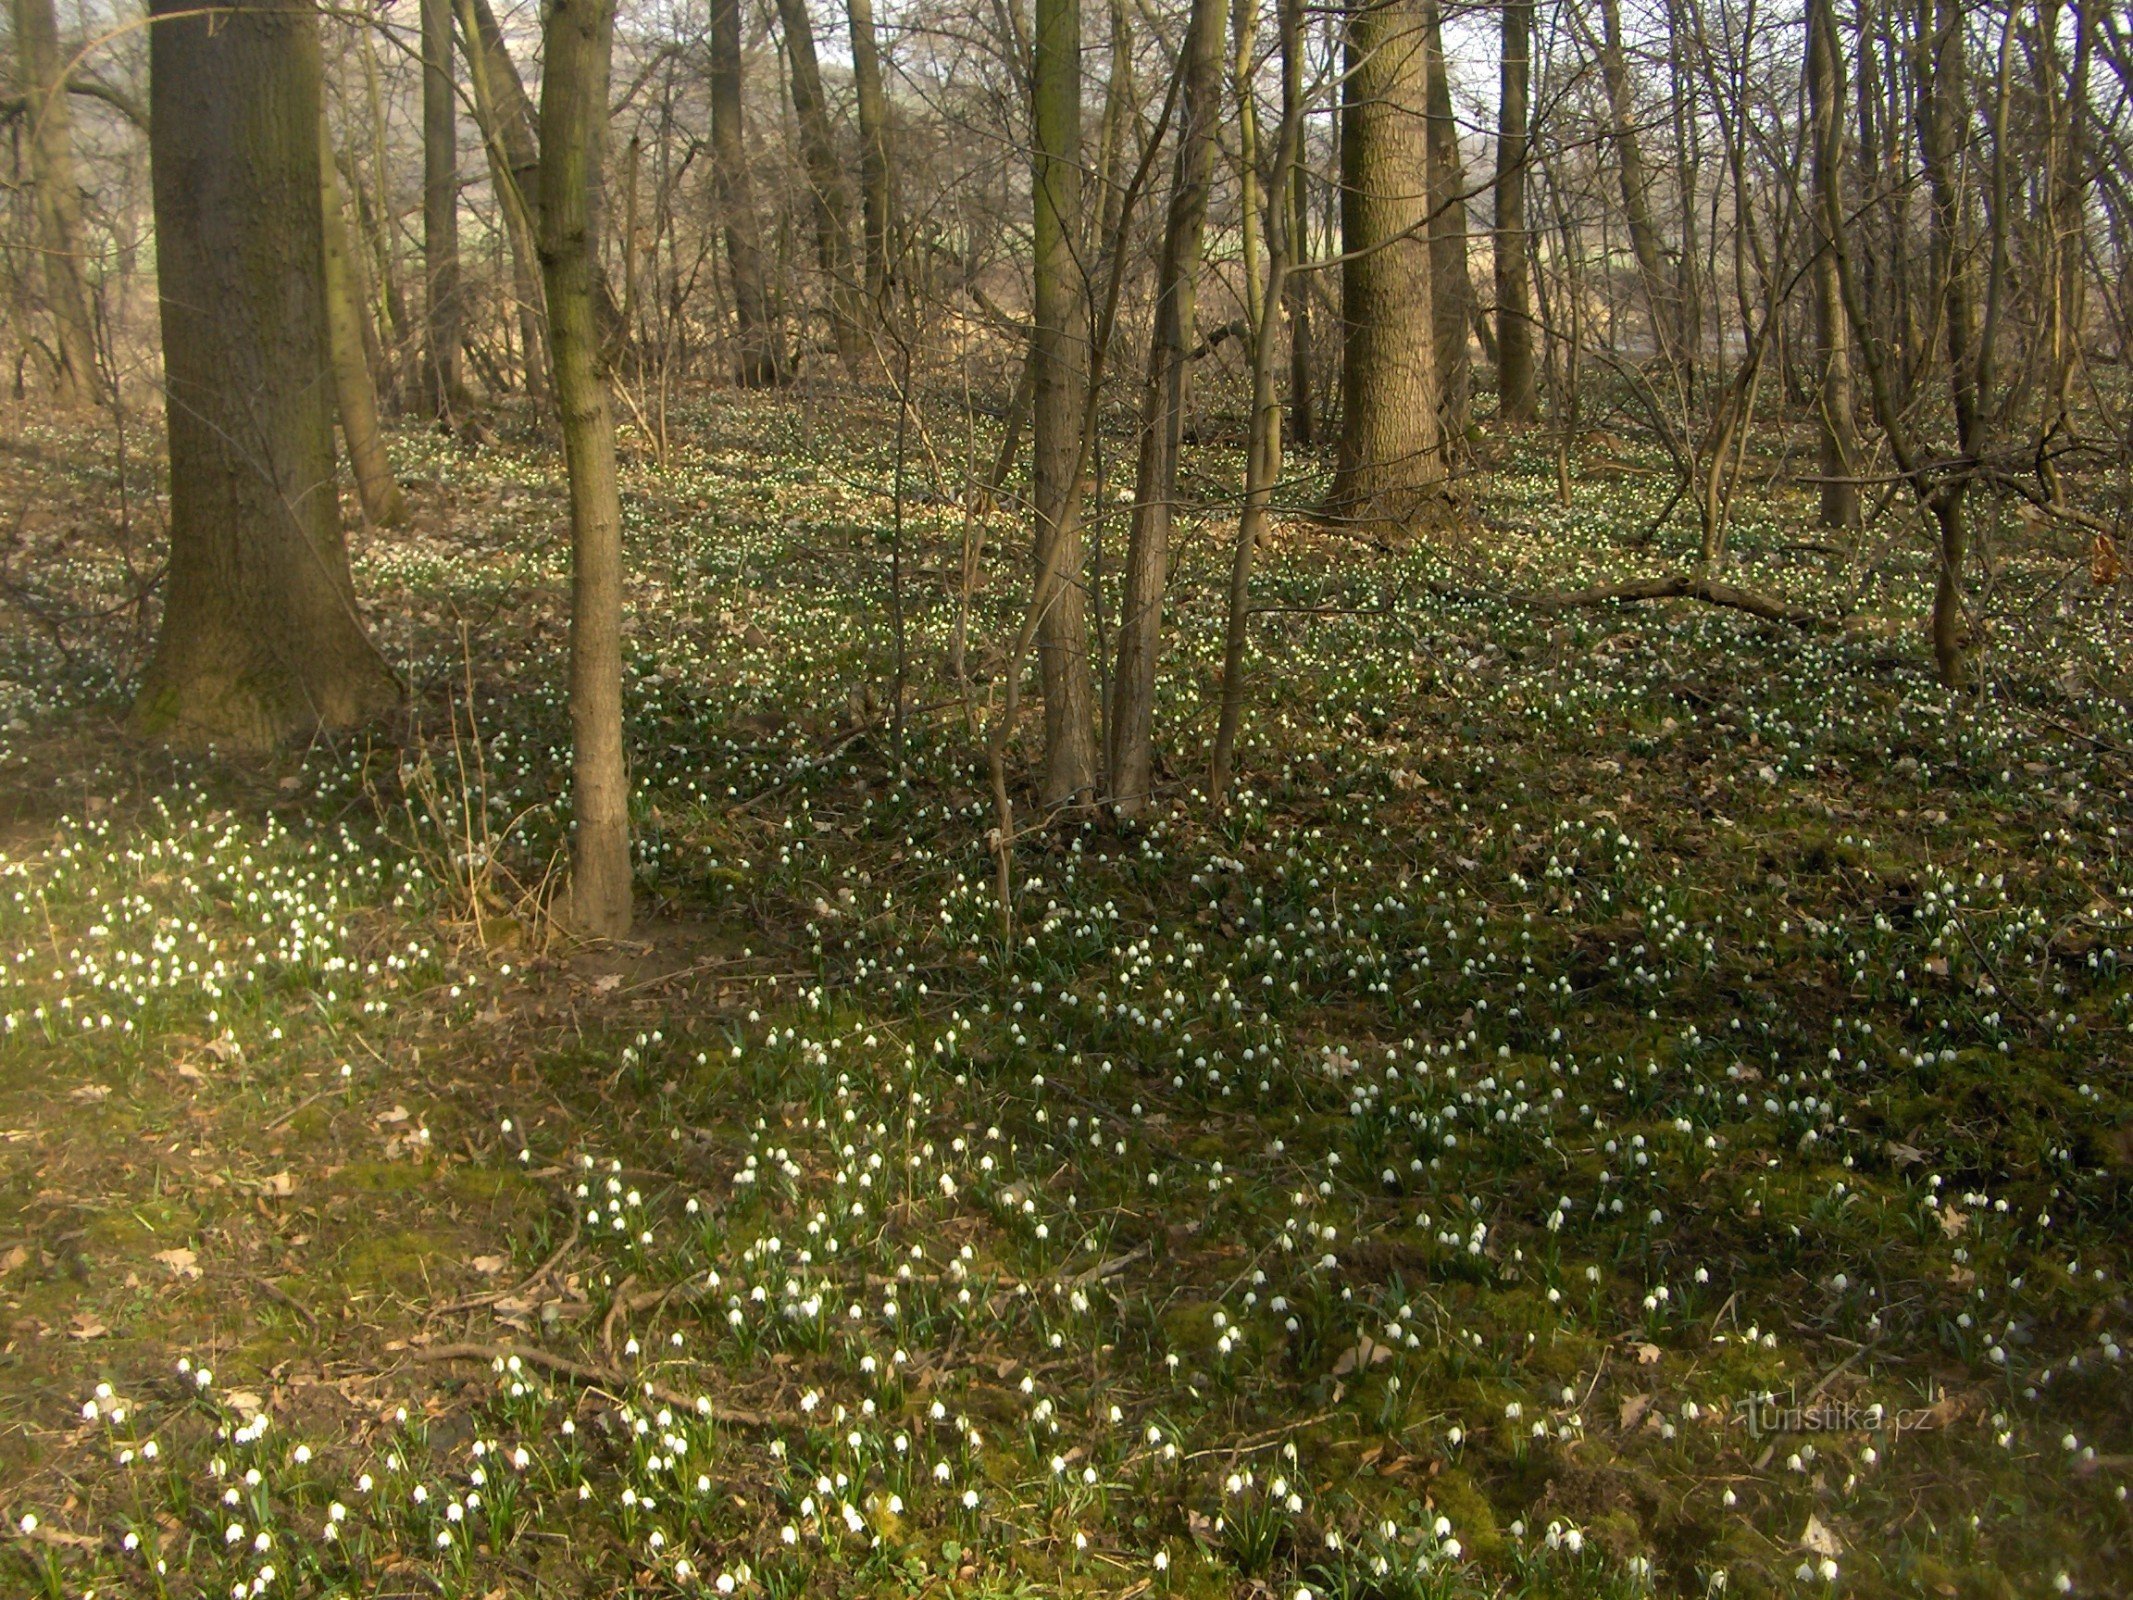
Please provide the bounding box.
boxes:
[319,123,407,528]
[540,0,633,936]
[1328,0,1443,531]
[420,0,463,415]
[1494,0,1536,424]
[1031,0,1099,802]
[11,0,102,405]
[1422,0,1472,440]
[1108,0,1225,815]
[775,0,866,374]
[133,0,399,749]
[711,0,788,385]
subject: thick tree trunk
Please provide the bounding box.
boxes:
[12,0,102,405]
[540,0,632,936]
[776,0,865,375]
[1109,0,1224,815]
[847,0,894,318]
[134,0,399,749]
[320,126,407,528]
[711,0,788,386]
[1494,0,1536,424]
[1031,0,1099,802]
[1328,0,1442,531]
[1422,0,1472,440]
[420,0,463,415]
[1807,0,1859,531]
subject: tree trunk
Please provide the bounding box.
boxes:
[1807,0,1859,531]
[320,123,407,528]
[776,0,866,375]
[1109,0,1224,815]
[1283,8,1313,449]
[134,0,399,749]
[1594,0,1674,367]
[540,0,633,936]
[711,0,788,385]
[1328,0,1442,531]
[847,0,894,319]
[1494,0,1536,424]
[421,0,464,415]
[11,0,102,406]
[1422,0,1472,441]
[1916,0,1979,689]
[1213,0,1307,807]
[1031,0,1099,802]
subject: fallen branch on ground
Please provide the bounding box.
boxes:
[1521,573,1827,627]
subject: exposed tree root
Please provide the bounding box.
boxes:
[1522,573,1827,627]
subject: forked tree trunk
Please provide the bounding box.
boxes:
[12,0,103,406]
[457,0,548,397]
[1031,0,1099,803]
[420,0,464,415]
[776,0,866,375]
[320,124,407,527]
[1328,0,1442,531]
[711,0,788,385]
[1422,0,1472,440]
[1108,0,1225,815]
[1494,0,1537,424]
[540,0,632,936]
[847,0,894,318]
[134,0,399,749]
[1807,0,1859,531]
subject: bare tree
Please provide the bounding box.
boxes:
[11,0,102,405]
[1108,0,1224,814]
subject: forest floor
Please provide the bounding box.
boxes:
[0,393,2129,1600]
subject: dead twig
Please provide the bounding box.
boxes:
[406,1342,776,1427]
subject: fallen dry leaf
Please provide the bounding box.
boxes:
[1802,1513,1843,1557]
[153,1247,201,1279]
[472,1254,507,1276]
[1635,1342,1664,1365]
